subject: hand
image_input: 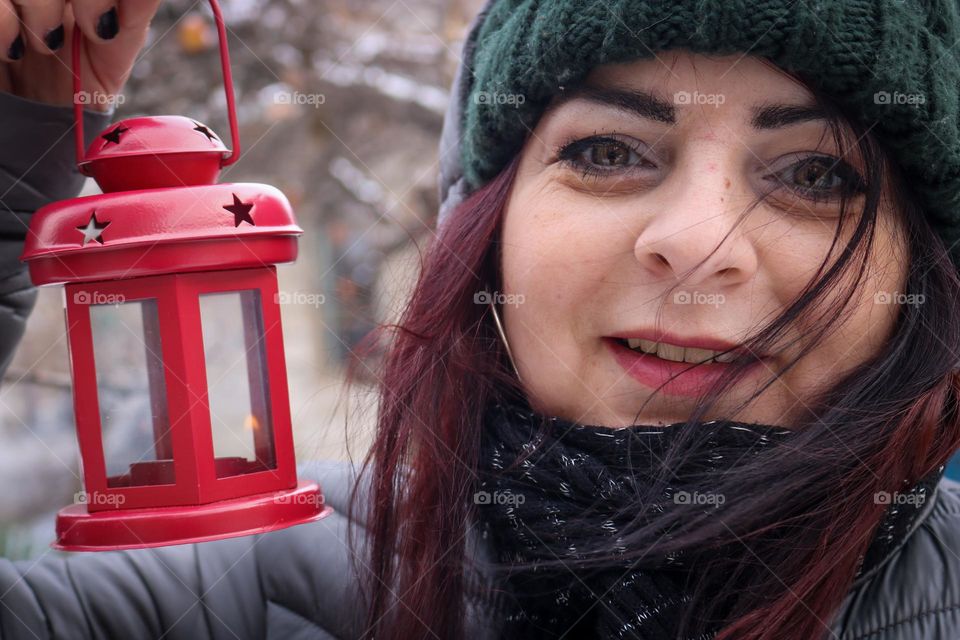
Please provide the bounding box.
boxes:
[0,0,163,111]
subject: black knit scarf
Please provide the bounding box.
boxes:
[473,396,943,640]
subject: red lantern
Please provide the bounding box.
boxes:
[20,0,332,551]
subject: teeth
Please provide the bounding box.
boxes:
[626,338,656,352]
[657,343,685,362]
[623,339,740,364]
[683,347,715,363]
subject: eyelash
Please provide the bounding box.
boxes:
[554,135,867,202]
[770,156,866,203]
[556,134,655,182]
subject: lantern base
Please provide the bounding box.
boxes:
[52,480,331,552]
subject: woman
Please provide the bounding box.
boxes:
[2,1,960,639]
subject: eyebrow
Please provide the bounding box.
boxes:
[550,84,677,124]
[750,103,829,129]
[548,83,829,130]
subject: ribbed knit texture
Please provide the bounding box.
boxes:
[460,0,960,262]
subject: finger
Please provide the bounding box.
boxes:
[71,0,119,43]
[74,0,163,44]
[10,0,65,54]
[0,0,24,62]
[116,0,162,32]
[73,0,162,93]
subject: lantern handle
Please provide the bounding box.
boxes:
[72,0,241,169]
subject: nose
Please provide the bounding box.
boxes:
[634,169,759,288]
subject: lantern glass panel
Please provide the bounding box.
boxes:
[199,289,277,478]
[90,297,175,488]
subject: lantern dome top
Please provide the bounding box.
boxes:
[80,116,230,192]
[85,115,228,160]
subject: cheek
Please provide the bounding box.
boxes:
[829,216,906,360]
[498,188,628,393]
[792,272,900,392]
[500,207,591,342]
[500,180,651,328]
[753,217,840,319]
[762,210,905,376]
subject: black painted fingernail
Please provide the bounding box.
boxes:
[96,7,119,40]
[44,24,64,51]
[7,35,23,60]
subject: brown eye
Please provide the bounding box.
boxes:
[770,155,865,201]
[556,135,657,181]
[589,141,634,167]
[793,158,841,189]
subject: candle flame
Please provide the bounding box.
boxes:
[243,414,261,431]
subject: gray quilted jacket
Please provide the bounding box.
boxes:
[4,4,960,635]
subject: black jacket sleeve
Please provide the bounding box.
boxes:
[0,91,112,380]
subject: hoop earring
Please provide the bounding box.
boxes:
[489,300,522,384]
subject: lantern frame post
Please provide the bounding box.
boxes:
[185,266,298,503]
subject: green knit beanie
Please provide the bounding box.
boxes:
[444,0,960,262]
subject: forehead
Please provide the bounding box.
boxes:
[583,52,815,106]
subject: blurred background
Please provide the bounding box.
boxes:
[0,0,484,558]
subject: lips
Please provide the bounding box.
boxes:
[609,329,767,354]
[604,334,769,398]
[619,337,737,364]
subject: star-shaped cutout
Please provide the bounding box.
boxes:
[101,125,129,145]
[76,211,111,246]
[193,121,219,142]
[223,194,255,227]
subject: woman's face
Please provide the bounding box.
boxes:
[499,51,907,428]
